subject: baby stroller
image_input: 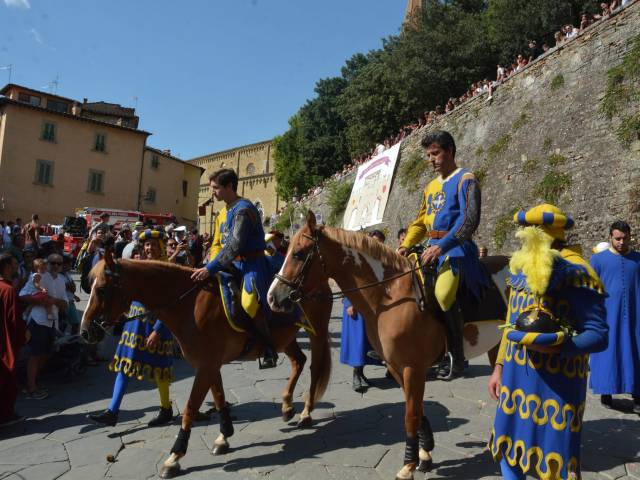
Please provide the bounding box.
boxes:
[45,334,90,377]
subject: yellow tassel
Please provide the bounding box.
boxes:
[509,226,560,296]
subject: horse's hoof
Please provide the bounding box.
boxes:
[212,443,230,455]
[297,416,312,429]
[417,459,433,472]
[160,465,180,479]
[282,409,295,422]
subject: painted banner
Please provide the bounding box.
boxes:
[343,142,401,230]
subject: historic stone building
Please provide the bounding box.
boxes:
[187,140,280,235]
[140,147,203,226]
[0,83,201,226]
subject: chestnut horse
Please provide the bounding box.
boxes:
[80,251,332,479]
[268,212,505,480]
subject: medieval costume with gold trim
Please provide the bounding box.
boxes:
[489,204,608,480]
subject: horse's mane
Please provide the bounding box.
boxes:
[321,227,412,272]
[89,258,193,283]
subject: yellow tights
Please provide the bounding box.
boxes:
[154,371,171,410]
[434,258,460,312]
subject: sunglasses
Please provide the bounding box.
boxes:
[48,261,62,266]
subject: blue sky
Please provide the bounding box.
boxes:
[0,0,404,159]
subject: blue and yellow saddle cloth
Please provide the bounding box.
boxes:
[214,272,315,335]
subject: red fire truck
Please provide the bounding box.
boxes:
[57,208,177,259]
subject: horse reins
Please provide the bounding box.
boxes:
[92,259,202,334]
[274,229,429,303]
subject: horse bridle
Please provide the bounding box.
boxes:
[274,229,326,303]
[274,230,430,303]
[91,259,126,330]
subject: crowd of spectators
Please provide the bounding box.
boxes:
[0,211,207,425]
[282,0,635,209]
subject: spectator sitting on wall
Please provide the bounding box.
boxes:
[580,13,591,30]
[528,40,542,62]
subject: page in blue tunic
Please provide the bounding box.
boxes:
[589,250,640,395]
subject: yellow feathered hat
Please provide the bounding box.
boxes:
[513,203,574,241]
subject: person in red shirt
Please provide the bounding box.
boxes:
[0,252,27,427]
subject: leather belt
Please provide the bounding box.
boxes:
[235,251,265,261]
[427,230,449,239]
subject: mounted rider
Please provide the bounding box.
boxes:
[191,169,278,368]
[397,130,487,379]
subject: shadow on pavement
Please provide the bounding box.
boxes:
[175,400,469,476]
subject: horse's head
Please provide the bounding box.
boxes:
[268,210,329,313]
[80,249,132,343]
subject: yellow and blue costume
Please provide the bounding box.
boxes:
[489,204,608,480]
[401,167,486,311]
[206,198,270,320]
[209,206,227,261]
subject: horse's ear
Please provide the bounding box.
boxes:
[104,247,115,270]
[306,210,317,230]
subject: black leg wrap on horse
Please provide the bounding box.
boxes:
[219,406,234,438]
[404,436,419,465]
[170,428,191,455]
[417,415,435,452]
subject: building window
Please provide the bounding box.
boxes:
[182,180,188,197]
[94,133,107,152]
[41,122,56,142]
[145,187,156,203]
[18,92,41,106]
[88,169,104,194]
[46,99,69,113]
[151,155,159,169]
[246,163,255,175]
[34,160,54,186]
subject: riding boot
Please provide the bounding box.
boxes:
[438,303,466,380]
[252,313,278,369]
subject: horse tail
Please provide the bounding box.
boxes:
[312,333,332,404]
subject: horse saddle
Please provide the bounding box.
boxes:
[407,247,507,323]
[211,270,312,336]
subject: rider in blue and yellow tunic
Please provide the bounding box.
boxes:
[192,169,278,368]
[398,130,486,378]
[88,229,175,427]
[487,204,608,480]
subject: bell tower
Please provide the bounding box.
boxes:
[403,0,422,28]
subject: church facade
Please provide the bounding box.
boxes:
[187,140,280,235]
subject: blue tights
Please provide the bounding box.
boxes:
[108,372,130,413]
[500,459,525,480]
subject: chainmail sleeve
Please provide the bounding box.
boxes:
[212,210,252,268]
[454,180,481,241]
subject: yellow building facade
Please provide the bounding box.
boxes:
[0,84,201,227]
[141,147,203,226]
[188,140,280,235]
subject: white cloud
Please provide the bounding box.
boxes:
[28,27,43,44]
[4,0,31,9]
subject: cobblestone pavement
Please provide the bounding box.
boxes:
[1,280,639,480]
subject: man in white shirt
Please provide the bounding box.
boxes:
[20,253,67,399]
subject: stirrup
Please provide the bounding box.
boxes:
[258,351,278,369]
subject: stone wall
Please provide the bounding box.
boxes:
[297,2,640,254]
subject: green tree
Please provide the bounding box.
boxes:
[486,0,601,62]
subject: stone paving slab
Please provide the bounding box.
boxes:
[1,282,639,479]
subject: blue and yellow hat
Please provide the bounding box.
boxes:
[505,327,566,347]
[137,229,166,242]
[513,203,574,241]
